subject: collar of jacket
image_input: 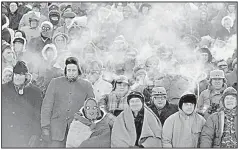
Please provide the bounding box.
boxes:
[41,34,51,42]
[178,108,196,120]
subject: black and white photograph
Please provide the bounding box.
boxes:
[1,1,237,148]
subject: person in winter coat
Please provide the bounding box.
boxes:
[12,37,27,61]
[28,21,53,54]
[54,12,76,37]
[200,87,237,148]
[49,10,62,31]
[111,91,162,148]
[99,75,131,127]
[2,61,43,147]
[195,10,213,38]
[2,41,16,71]
[2,14,15,44]
[87,60,112,101]
[66,98,111,148]
[197,70,227,119]
[19,3,48,29]
[53,32,69,52]
[162,94,206,148]
[216,16,236,41]
[148,87,178,126]
[131,68,147,93]
[41,57,95,148]
[20,14,41,42]
[226,58,237,87]
[17,2,31,15]
[8,2,23,30]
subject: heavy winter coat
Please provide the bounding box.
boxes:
[41,76,95,141]
[200,110,238,148]
[66,108,111,148]
[28,35,52,54]
[8,11,23,30]
[162,109,206,148]
[148,101,179,126]
[195,20,213,38]
[2,81,43,147]
[216,27,236,41]
[111,106,162,148]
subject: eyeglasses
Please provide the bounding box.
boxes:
[42,26,51,31]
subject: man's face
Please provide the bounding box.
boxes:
[129,98,143,112]
[41,24,52,38]
[10,3,18,13]
[228,5,236,13]
[224,95,237,110]
[30,20,38,28]
[66,64,78,81]
[200,11,207,21]
[115,82,129,95]
[3,48,14,62]
[85,99,98,120]
[87,70,100,83]
[13,73,26,86]
[65,18,73,27]
[14,42,24,53]
[211,78,223,89]
[224,18,232,28]
[200,53,209,62]
[123,6,132,19]
[153,95,167,109]
[182,103,195,115]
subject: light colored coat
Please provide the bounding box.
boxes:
[162,109,206,148]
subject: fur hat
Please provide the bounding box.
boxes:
[179,94,197,110]
[221,16,234,28]
[40,21,53,30]
[13,61,28,75]
[220,87,237,107]
[127,91,145,105]
[41,44,57,61]
[64,57,82,76]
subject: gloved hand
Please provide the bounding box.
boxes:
[41,128,51,142]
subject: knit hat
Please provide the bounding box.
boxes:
[13,61,28,75]
[221,87,237,108]
[127,91,145,105]
[221,16,234,28]
[232,58,237,69]
[2,41,11,53]
[178,94,197,110]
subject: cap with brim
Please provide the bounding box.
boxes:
[217,61,228,67]
[151,87,167,96]
[116,75,129,85]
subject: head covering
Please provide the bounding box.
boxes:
[13,37,25,44]
[13,61,28,75]
[151,87,167,96]
[64,56,82,75]
[127,91,145,105]
[49,3,59,11]
[217,60,228,67]
[49,10,60,18]
[63,11,76,18]
[178,94,197,110]
[29,13,40,22]
[40,21,53,30]
[221,16,234,27]
[210,69,225,79]
[220,87,237,108]
[115,75,129,85]
[53,32,69,44]
[139,3,152,12]
[41,44,58,61]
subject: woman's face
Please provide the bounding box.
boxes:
[129,98,143,112]
[55,36,66,48]
[2,70,13,84]
[224,95,237,110]
[45,48,55,60]
[3,48,14,62]
[85,100,99,120]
